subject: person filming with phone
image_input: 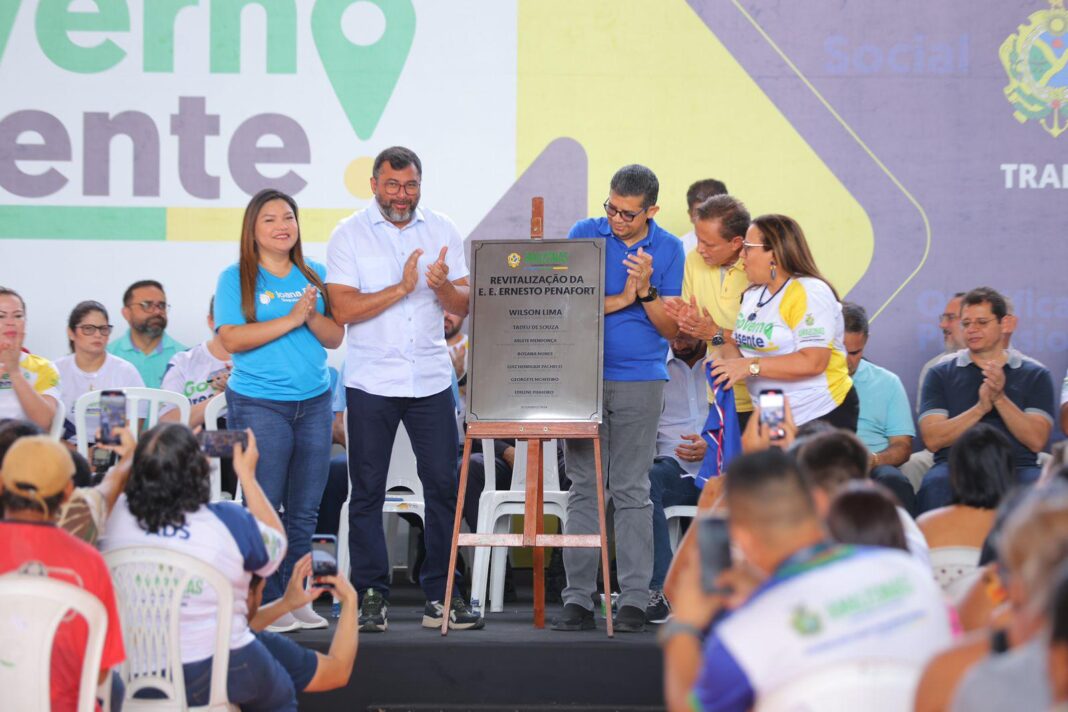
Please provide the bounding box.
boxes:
[661,449,952,712]
[708,215,858,431]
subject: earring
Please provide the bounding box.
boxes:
[770,263,777,281]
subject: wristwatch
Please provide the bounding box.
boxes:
[748,358,761,376]
[711,329,725,346]
[657,619,706,647]
[636,285,659,303]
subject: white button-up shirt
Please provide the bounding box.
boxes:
[656,356,710,475]
[326,205,469,398]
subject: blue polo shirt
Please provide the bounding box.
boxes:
[919,350,1055,468]
[568,217,684,381]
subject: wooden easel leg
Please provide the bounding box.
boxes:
[531,440,546,628]
[593,435,613,637]
[442,435,474,636]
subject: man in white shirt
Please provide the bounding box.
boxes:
[160,297,232,429]
[646,332,707,623]
[326,146,481,633]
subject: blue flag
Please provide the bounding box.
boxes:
[696,360,743,489]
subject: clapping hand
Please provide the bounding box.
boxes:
[401,249,424,294]
[426,246,450,290]
[623,247,654,294]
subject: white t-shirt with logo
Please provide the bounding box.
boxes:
[101,496,286,663]
[732,277,852,425]
[53,353,144,441]
[160,341,230,416]
[0,352,62,421]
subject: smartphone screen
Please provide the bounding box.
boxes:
[311,534,339,581]
[196,430,248,458]
[697,515,732,594]
[98,390,126,445]
[758,389,786,440]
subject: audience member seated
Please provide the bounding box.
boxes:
[645,331,707,624]
[160,297,232,429]
[917,286,1055,513]
[247,553,358,695]
[918,424,1010,593]
[1,418,135,545]
[107,280,187,388]
[917,292,966,414]
[826,481,909,552]
[661,449,952,712]
[1048,565,1068,710]
[916,485,1068,712]
[0,435,126,712]
[797,429,929,566]
[841,302,918,514]
[54,300,144,445]
[99,423,297,710]
[0,286,59,431]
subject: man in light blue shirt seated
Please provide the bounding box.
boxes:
[646,332,707,624]
[842,303,918,516]
[108,280,187,388]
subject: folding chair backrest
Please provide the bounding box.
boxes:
[75,388,192,458]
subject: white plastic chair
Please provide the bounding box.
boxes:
[337,417,425,585]
[929,546,981,599]
[0,573,108,712]
[469,438,568,614]
[104,546,238,711]
[75,388,192,458]
[49,397,66,440]
[755,659,922,712]
[203,394,233,502]
[665,504,697,553]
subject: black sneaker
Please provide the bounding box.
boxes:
[613,604,647,633]
[358,589,388,632]
[422,596,485,630]
[550,603,595,631]
[645,588,671,624]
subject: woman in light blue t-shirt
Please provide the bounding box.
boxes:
[214,189,343,630]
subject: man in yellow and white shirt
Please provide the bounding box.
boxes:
[672,195,754,422]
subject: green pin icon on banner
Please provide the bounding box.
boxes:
[313,0,416,141]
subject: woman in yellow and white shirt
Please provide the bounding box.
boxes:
[710,214,857,429]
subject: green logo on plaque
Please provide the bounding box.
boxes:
[523,250,570,270]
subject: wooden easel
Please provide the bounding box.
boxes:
[440,198,614,637]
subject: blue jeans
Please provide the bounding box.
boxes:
[316,452,350,536]
[916,461,1042,514]
[226,387,333,601]
[871,465,918,517]
[649,457,700,590]
[185,639,296,710]
[346,386,459,602]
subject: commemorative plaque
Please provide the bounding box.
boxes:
[466,239,604,423]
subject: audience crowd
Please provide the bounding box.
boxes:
[3,151,1067,711]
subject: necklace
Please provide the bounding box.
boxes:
[747,278,791,322]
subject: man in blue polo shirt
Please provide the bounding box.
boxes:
[108,280,187,387]
[917,286,1055,513]
[551,164,685,633]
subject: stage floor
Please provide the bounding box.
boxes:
[292,579,664,711]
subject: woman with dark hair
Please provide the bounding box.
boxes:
[709,215,857,430]
[214,189,343,631]
[0,286,60,430]
[919,424,1011,546]
[54,300,143,444]
[100,423,297,710]
[826,481,909,552]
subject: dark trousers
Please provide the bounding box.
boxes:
[814,386,860,431]
[649,457,700,589]
[871,465,918,517]
[462,452,513,532]
[316,452,350,536]
[345,387,459,602]
[916,462,1042,514]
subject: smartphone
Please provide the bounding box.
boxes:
[98,390,126,445]
[759,389,786,441]
[91,446,115,473]
[196,430,248,458]
[697,515,732,594]
[311,534,339,584]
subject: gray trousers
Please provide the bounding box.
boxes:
[563,379,664,611]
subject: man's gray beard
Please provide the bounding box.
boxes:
[134,321,165,339]
[377,197,415,223]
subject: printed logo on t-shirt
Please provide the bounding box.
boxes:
[734,315,775,350]
[259,288,305,306]
[791,605,822,636]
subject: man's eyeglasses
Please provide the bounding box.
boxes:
[76,324,113,336]
[131,301,170,313]
[939,313,960,323]
[960,317,999,330]
[742,241,766,254]
[381,180,421,195]
[603,200,647,223]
